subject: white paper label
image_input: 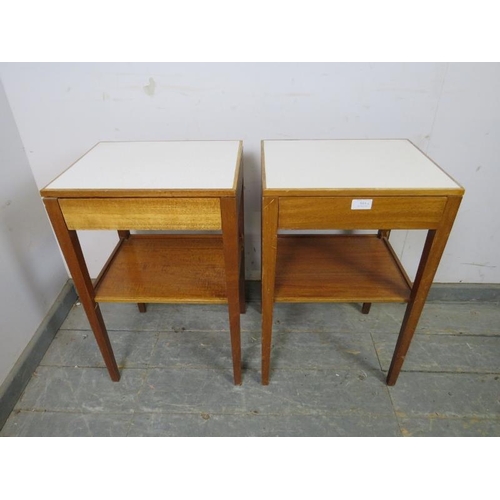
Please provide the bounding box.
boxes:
[351,199,373,210]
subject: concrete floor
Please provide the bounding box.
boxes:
[1,291,499,436]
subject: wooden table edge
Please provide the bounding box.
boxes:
[40,187,238,198]
[261,187,465,197]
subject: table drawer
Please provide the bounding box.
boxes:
[278,196,447,230]
[59,197,222,230]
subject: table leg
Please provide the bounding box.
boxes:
[44,198,120,381]
[118,230,146,313]
[361,231,392,315]
[361,230,392,315]
[117,230,130,239]
[221,197,242,385]
[386,196,462,385]
[261,197,279,385]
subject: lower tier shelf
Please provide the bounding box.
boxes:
[94,235,228,304]
[274,235,412,303]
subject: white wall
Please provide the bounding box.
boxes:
[0,62,498,283]
[0,78,68,387]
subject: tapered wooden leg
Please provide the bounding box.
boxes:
[117,231,146,313]
[387,197,462,386]
[361,303,372,314]
[45,198,120,381]
[221,197,242,385]
[238,181,246,314]
[261,197,279,385]
[361,231,391,315]
[118,230,130,239]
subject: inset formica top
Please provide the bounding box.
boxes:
[42,141,242,197]
[263,139,462,195]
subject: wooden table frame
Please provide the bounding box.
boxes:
[261,140,464,386]
[41,142,245,385]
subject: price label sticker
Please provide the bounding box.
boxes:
[351,199,373,210]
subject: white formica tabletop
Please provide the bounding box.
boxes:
[263,140,461,191]
[43,141,242,193]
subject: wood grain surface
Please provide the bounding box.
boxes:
[279,196,447,230]
[274,235,412,303]
[94,235,228,303]
[59,197,222,230]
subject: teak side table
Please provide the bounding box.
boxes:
[41,141,245,385]
[261,139,464,386]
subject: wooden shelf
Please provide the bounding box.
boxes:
[274,235,412,303]
[94,235,227,304]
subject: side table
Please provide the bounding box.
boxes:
[261,139,464,385]
[41,141,245,384]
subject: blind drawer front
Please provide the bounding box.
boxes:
[278,196,447,230]
[60,198,222,230]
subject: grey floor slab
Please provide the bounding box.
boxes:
[3,299,500,437]
[14,367,147,413]
[373,332,500,373]
[127,412,212,437]
[59,301,500,335]
[397,417,500,437]
[128,412,401,437]
[0,411,132,437]
[389,372,500,419]
[347,301,500,336]
[60,303,162,331]
[267,331,380,372]
[147,330,379,372]
[136,368,250,414]
[149,331,249,370]
[61,302,262,333]
[136,368,394,417]
[246,369,394,416]
[152,303,262,333]
[40,330,159,369]
[415,302,500,336]
[270,302,404,334]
